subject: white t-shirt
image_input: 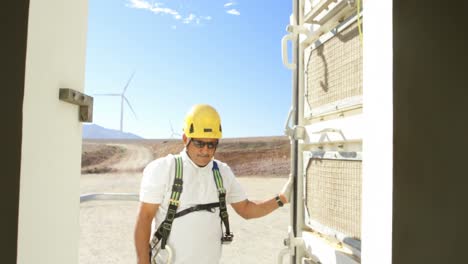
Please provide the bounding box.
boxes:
[140,150,247,264]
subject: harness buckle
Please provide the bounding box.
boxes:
[221,232,234,244]
[169,199,180,206]
[172,183,183,193]
[162,222,172,231]
[150,236,160,250]
[166,208,177,221]
[220,211,229,218]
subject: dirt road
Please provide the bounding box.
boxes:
[82,142,154,173]
[106,143,154,172]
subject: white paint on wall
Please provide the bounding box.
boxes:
[17,0,88,263]
[362,0,393,263]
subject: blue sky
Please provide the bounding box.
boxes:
[85,0,292,139]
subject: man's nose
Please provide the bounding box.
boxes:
[199,145,210,152]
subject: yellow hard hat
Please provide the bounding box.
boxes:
[183,104,222,139]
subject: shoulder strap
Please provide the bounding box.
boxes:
[153,155,183,250]
[212,161,233,244]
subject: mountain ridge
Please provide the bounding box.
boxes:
[83,124,143,139]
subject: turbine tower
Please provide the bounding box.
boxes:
[94,72,137,132]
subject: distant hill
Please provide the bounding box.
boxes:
[83,124,143,139]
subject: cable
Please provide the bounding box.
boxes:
[357,0,363,45]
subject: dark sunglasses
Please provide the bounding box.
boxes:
[191,139,219,149]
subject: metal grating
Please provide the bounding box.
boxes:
[306,158,362,240]
[306,20,363,114]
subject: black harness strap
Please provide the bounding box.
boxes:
[153,155,183,250]
[212,161,233,244]
[174,202,219,218]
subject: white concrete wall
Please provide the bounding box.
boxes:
[17,0,88,263]
[361,0,393,263]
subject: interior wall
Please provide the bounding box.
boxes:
[1,1,30,263]
[393,0,468,263]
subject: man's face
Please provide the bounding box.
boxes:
[183,135,219,167]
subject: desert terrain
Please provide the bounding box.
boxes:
[80,136,291,263]
[81,136,290,176]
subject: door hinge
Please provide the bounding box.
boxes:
[285,125,306,141]
[284,108,306,140]
[59,88,94,122]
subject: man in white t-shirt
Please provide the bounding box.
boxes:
[134,104,292,264]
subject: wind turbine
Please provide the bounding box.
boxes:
[94,72,138,132]
[169,121,181,138]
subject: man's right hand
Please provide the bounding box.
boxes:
[134,202,159,264]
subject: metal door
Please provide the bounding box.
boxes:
[280,1,363,263]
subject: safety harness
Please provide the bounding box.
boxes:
[150,155,233,257]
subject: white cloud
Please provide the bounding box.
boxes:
[127,0,181,20]
[226,9,240,16]
[126,0,211,25]
[171,25,177,30]
[182,14,212,25]
[183,14,196,24]
[224,2,235,7]
[127,0,155,9]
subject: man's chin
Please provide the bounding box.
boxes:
[194,157,211,167]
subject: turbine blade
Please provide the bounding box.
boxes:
[124,96,137,119]
[122,71,136,94]
[169,121,181,137]
[93,93,120,96]
[170,121,175,132]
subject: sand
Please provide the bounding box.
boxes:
[80,173,290,264]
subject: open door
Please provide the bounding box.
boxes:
[280,1,363,263]
[14,0,89,263]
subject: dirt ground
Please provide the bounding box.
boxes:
[80,138,292,263]
[82,137,291,177]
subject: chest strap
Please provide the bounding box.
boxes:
[174,202,219,218]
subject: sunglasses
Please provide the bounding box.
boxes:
[190,139,219,149]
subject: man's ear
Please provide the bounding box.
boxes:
[182,133,188,145]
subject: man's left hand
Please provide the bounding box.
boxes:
[279,176,293,203]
